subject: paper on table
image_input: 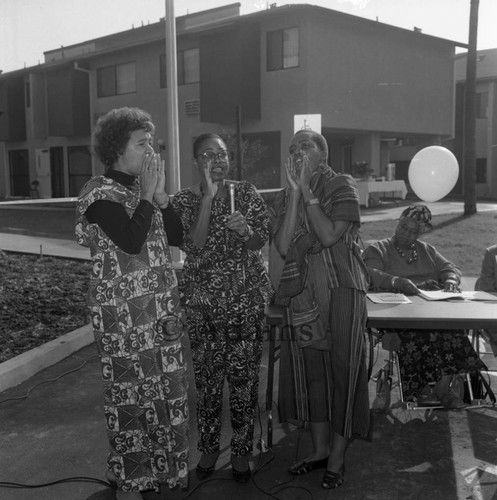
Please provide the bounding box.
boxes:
[367,293,412,304]
[418,290,497,301]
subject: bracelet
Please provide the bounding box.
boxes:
[391,276,397,289]
[304,198,320,207]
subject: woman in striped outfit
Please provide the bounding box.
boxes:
[269,129,370,489]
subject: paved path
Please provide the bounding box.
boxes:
[1,198,497,500]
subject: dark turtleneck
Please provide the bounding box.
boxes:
[84,169,183,254]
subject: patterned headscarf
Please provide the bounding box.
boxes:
[400,204,433,233]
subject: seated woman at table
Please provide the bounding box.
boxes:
[475,244,497,355]
[362,204,486,409]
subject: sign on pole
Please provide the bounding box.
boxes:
[294,114,321,134]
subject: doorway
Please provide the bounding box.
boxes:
[9,149,30,197]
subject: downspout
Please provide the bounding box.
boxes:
[73,62,95,176]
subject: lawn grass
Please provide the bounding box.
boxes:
[360,211,497,276]
[1,209,496,363]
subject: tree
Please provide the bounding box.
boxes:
[218,130,271,188]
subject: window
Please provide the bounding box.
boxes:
[160,48,200,87]
[97,62,136,97]
[267,27,299,71]
[476,92,488,119]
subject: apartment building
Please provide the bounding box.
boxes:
[0,3,465,199]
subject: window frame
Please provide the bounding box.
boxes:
[267,26,299,71]
[160,47,200,88]
[97,61,136,97]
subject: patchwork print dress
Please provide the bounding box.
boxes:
[76,176,189,493]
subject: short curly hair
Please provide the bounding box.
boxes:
[92,107,155,168]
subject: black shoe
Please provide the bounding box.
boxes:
[195,452,220,480]
[321,466,345,489]
[288,457,328,475]
[195,463,215,481]
[105,470,118,491]
[232,466,251,484]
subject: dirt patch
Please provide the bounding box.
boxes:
[0,251,91,363]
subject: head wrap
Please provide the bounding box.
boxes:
[399,204,433,233]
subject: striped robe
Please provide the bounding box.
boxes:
[269,166,370,438]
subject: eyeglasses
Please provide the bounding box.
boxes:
[197,150,230,162]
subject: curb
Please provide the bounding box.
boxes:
[0,323,94,394]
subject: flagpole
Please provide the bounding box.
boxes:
[165,0,180,194]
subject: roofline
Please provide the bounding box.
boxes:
[0,2,467,78]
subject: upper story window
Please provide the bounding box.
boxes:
[160,47,200,87]
[267,27,299,71]
[97,62,136,97]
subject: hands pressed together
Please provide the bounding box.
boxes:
[140,151,169,208]
[285,154,312,192]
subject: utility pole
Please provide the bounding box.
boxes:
[463,0,479,215]
[165,0,180,194]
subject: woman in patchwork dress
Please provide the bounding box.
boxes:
[76,107,188,499]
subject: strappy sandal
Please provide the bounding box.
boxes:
[321,466,345,489]
[288,457,328,475]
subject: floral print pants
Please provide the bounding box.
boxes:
[187,307,264,457]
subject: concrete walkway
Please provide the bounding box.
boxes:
[1,199,497,500]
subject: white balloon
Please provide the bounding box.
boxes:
[408,146,459,202]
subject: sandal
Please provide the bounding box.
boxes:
[321,466,345,489]
[288,457,328,475]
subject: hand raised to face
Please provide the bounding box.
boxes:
[199,159,219,200]
[153,157,169,207]
[140,151,159,197]
[285,153,311,191]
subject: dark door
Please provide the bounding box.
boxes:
[9,149,30,197]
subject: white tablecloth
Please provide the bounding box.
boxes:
[356,180,408,207]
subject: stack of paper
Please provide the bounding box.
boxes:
[417,290,497,301]
[367,293,412,304]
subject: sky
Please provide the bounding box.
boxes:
[1,0,497,74]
